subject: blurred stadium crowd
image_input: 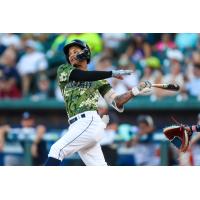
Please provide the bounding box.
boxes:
[0,33,200,166]
[0,33,200,101]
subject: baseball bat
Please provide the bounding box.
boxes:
[151,83,180,91]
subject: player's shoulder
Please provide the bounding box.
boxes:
[57,64,75,83]
[57,63,73,71]
[57,63,75,74]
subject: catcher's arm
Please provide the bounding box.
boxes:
[31,125,46,157]
[190,124,200,132]
[104,81,152,112]
[185,124,200,145]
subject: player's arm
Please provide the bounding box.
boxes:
[0,125,11,151]
[69,69,133,82]
[34,125,46,144]
[180,124,200,146]
[115,81,152,109]
[103,89,132,112]
[190,124,200,132]
[57,64,132,85]
[31,125,46,157]
[103,81,152,112]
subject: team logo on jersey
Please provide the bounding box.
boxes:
[65,81,93,89]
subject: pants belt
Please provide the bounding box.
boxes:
[68,114,86,124]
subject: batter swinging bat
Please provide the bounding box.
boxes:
[151,83,180,91]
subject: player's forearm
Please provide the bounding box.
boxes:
[34,125,46,144]
[69,69,112,81]
[114,90,134,108]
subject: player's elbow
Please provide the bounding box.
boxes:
[111,101,124,113]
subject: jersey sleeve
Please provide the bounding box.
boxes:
[97,79,112,97]
[57,64,75,86]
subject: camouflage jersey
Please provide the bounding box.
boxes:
[57,64,112,118]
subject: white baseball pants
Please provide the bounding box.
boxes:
[48,111,107,166]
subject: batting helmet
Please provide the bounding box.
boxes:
[63,39,91,64]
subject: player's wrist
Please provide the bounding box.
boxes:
[131,86,140,96]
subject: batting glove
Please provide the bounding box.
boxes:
[112,70,133,77]
[131,81,152,96]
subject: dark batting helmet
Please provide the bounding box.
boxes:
[63,39,91,64]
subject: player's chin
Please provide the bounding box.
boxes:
[71,60,81,66]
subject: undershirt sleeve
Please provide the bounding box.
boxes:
[69,69,112,82]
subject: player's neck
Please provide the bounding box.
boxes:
[74,64,87,71]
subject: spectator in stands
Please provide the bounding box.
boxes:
[126,115,160,165]
[155,33,176,52]
[102,33,127,49]
[119,44,135,64]
[164,60,184,85]
[140,56,161,85]
[20,33,47,52]
[0,47,21,99]
[150,70,165,101]
[0,112,47,166]
[110,77,127,95]
[96,56,114,71]
[17,40,48,96]
[47,33,69,58]
[162,52,184,95]
[130,34,145,63]
[138,42,161,77]
[119,64,139,90]
[0,33,22,50]
[101,33,128,57]
[143,42,161,65]
[185,63,200,99]
[95,56,128,94]
[31,74,54,101]
[185,50,200,82]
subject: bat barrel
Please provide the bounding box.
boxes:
[152,83,180,91]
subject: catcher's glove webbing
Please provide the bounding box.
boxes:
[163,125,192,152]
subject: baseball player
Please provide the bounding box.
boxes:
[45,39,152,166]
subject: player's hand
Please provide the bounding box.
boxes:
[138,81,152,90]
[112,70,133,79]
[31,143,38,157]
[131,81,152,96]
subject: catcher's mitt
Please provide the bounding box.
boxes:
[163,125,192,152]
